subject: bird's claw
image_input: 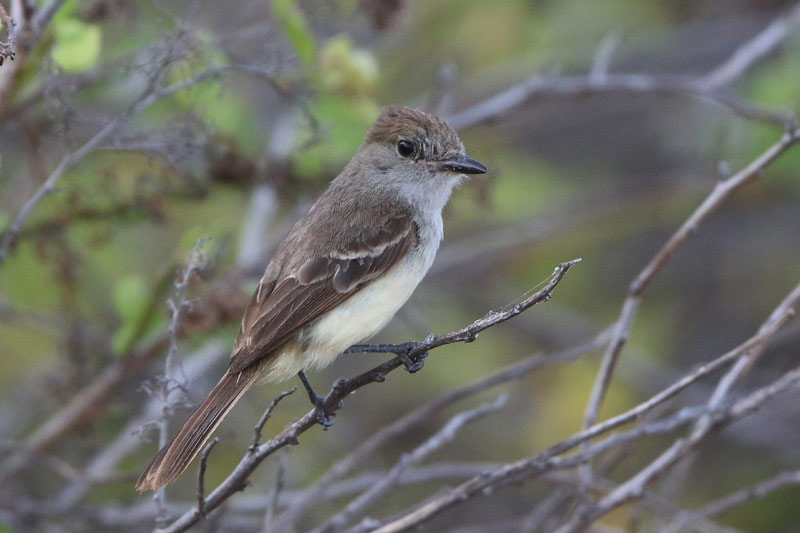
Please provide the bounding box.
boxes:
[298,370,336,429]
[397,342,427,373]
[313,405,336,429]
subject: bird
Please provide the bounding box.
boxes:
[136,105,487,491]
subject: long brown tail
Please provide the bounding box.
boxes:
[136,368,259,491]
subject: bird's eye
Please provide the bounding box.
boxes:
[397,140,415,158]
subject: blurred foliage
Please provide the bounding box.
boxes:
[1,0,800,531]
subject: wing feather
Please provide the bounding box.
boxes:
[228,213,417,374]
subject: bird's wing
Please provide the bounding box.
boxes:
[228,213,417,373]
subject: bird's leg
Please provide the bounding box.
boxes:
[297,370,335,428]
[345,342,428,373]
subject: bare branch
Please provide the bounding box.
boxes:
[272,333,606,532]
[0,1,16,66]
[702,3,800,87]
[0,267,247,486]
[366,403,716,533]
[315,395,507,533]
[0,64,244,266]
[251,387,298,450]
[579,127,800,491]
[354,277,799,532]
[447,74,794,131]
[49,340,226,513]
[589,32,622,81]
[261,449,290,532]
[702,282,800,420]
[370,361,800,533]
[197,437,220,519]
[661,469,800,533]
[556,351,800,531]
[153,241,211,524]
[155,259,579,533]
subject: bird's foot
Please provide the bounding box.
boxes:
[345,342,428,373]
[395,342,427,373]
[297,370,335,429]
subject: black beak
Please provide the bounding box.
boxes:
[440,154,487,175]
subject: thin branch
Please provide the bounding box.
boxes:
[155,259,579,533]
[578,127,800,492]
[700,281,800,425]
[314,395,507,533]
[555,357,800,531]
[351,278,799,532]
[589,32,622,81]
[366,403,717,533]
[0,64,239,266]
[369,361,800,533]
[272,333,606,532]
[0,268,247,486]
[403,258,582,356]
[447,7,800,132]
[197,437,220,519]
[49,340,226,514]
[0,333,168,486]
[153,241,210,524]
[0,1,16,65]
[251,387,297,450]
[447,74,795,131]
[660,468,800,533]
[702,3,800,87]
[261,449,290,532]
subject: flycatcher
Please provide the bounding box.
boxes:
[136,105,487,491]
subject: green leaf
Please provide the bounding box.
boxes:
[51,17,102,73]
[273,0,315,67]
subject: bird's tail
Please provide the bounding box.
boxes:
[136,368,259,491]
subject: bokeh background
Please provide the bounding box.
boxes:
[1,0,800,531]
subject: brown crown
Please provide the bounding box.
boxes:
[365,105,464,158]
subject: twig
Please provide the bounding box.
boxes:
[578,127,800,493]
[155,259,579,533]
[700,281,800,427]
[271,333,606,532]
[366,403,718,533]
[447,6,800,131]
[660,468,800,533]
[48,341,226,513]
[197,437,220,519]
[554,359,800,532]
[261,449,290,532]
[0,64,239,266]
[702,3,800,87]
[370,361,800,533]
[153,240,209,524]
[447,74,795,131]
[251,387,297,450]
[0,2,16,65]
[655,281,800,515]
[0,267,247,486]
[590,32,621,81]
[314,395,508,533]
[351,279,799,532]
[404,258,581,357]
[0,334,169,486]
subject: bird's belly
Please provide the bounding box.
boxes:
[305,256,429,367]
[261,254,430,383]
